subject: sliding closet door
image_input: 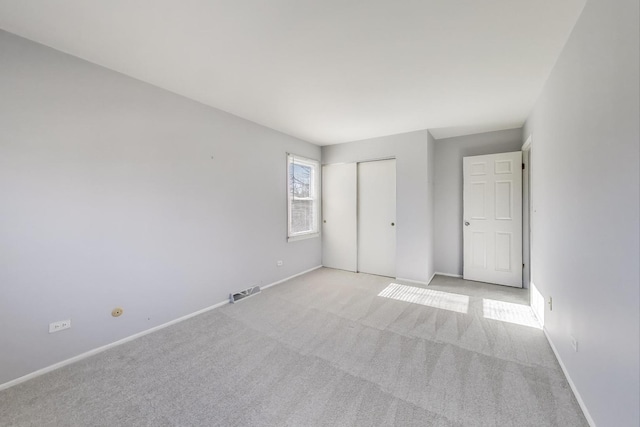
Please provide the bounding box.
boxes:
[322,163,357,271]
[358,159,396,277]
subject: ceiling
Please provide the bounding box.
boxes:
[0,0,586,144]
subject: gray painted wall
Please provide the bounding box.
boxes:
[0,31,321,385]
[523,0,639,425]
[433,129,523,277]
[426,131,436,281]
[322,130,435,284]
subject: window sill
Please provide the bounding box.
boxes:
[288,233,320,242]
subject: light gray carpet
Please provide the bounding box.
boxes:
[0,268,588,426]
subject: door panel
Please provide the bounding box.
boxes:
[472,232,487,268]
[495,232,512,271]
[322,163,357,271]
[495,181,512,219]
[463,152,522,287]
[470,182,486,219]
[357,159,396,277]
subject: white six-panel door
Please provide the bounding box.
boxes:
[463,152,522,287]
[321,163,358,271]
[357,159,396,277]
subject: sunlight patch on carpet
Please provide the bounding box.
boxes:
[483,298,542,329]
[378,283,469,313]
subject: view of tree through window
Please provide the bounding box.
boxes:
[287,155,319,239]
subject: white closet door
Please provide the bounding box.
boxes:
[358,159,396,277]
[463,151,523,287]
[322,163,357,271]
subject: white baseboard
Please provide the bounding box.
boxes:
[0,265,323,392]
[395,271,437,286]
[434,271,463,278]
[395,277,430,286]
[261,265,322,290]
[0,299,229,392]
[543,327,596,427]
[427,271,436,285]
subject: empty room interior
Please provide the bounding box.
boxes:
[0,1,638,426]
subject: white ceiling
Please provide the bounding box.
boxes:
[0,0,586,144]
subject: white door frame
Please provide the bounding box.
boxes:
[522,135,532,290]
[522,135,544,325]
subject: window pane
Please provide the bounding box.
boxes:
[289,163,312,198]
[290,199,315,234]
[287,154,319,239]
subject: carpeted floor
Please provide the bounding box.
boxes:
[0,268,588,426]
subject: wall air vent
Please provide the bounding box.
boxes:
[230,285,261,303]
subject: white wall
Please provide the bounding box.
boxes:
[0,31,321,385]
[426,131,436,281]
[322,130,435,284]
[523,0,639,425]
[433,128,523,277]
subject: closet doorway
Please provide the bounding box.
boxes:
[322,159,396,277]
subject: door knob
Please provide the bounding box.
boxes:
[464,221,470,226]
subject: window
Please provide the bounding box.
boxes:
[287,153,320,241]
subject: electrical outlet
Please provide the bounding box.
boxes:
[276,260,283,267]
[49,319,71,333]
[570,335,578,352]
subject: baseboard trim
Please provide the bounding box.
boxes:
[543,327,596,427]
[434,271,463,278]
[395,277,430,286]
[261,265,323,290]
[0,265,323,392]
[427,271,436,285]
[0,298,229,392]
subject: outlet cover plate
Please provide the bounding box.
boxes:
[49,319,71,333]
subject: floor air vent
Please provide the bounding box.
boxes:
[230,285,261,303]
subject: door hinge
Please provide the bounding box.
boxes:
[523,263,525,268]
[522,163,525,170]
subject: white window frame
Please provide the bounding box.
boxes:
[287,153,320,242]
